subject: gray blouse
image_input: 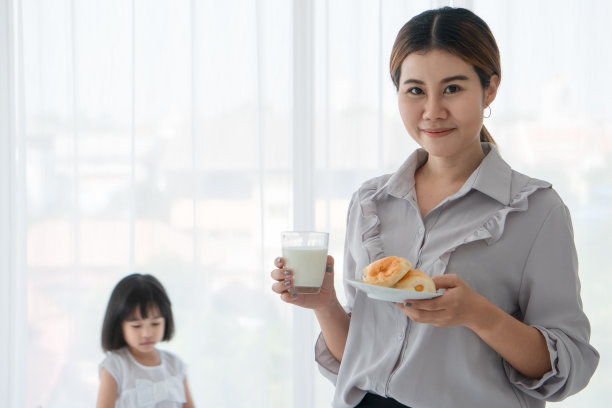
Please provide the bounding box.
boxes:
[315,143,599,408]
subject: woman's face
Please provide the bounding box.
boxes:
[397,49,498,160]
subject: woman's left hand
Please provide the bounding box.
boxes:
[397,274,492,330]
[398,273,553,378]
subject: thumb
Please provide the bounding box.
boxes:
[325,255,335,273]
[321,255,335,286]
[432,274,460,290]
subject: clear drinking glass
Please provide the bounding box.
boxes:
[281,231,329,294]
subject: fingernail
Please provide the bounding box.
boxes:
[325,265,333,273]
[291,293,297,298]
[284,280,291,287]
[275,257,282,265]
[284,269,291,276]
[405,302,412,307]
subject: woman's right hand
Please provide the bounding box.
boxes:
[272,255,351,362]
[271,255,338,311]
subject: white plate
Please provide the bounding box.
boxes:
[347,279,445,302]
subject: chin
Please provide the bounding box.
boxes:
[423,137,481,157]
[420,140,456,155]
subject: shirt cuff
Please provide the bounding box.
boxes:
[504,326,564,398]
[314,332,341,385]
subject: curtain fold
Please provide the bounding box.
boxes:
[1,0,27,407]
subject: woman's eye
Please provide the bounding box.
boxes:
[152,322,161,326]
[444,84,460,94]
[131,325,141,329]
[407,87,423,95]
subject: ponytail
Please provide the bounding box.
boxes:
[480,125,496,145]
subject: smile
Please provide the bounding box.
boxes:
[421,128,454,137]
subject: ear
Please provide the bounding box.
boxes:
[484,74,500,107]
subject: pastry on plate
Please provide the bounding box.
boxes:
[363,255,436,293]
[362,256,412,287]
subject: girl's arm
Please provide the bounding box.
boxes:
[183,377,195,408]
[96,367,118,408]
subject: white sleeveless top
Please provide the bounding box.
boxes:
[99,347,187,408]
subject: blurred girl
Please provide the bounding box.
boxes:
[96,273,194,408]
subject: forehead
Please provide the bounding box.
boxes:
[126,304,162,320]
[399,49,476,82]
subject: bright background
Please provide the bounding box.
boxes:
[1,0,610,407]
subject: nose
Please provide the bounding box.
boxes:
[423,95,447,120]
[142,325,153,338]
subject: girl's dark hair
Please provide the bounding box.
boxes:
[390,7,501,145]
[101,273,175,351]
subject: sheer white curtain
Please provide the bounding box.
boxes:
[1,0,610,407]
[1,1,27,407]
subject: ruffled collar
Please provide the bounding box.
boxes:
[355,143,551,268]
[375,143,512,206]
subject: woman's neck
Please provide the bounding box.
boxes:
[414,143,486,218]
[418,144,485,186]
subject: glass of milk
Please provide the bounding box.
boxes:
[281,231,329,294]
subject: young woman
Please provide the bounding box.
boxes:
[271,7,598,408]
[96,273,195,408]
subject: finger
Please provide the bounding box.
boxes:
[432,274,460,289]
[270,268,292,281]
[274,257,285,268]
[319,256,336,288]
[396,303,443,323]
[280,291,299,303]
[396,302,422,317]
[403,298,445,311]
[325,255,334,273]
[271,278,293,294]
[412,301,444,312]
[410,309,445,325]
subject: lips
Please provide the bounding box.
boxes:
[140,341,154,346]
[421,128,454,137]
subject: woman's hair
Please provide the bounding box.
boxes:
[101,273,175,351]
[390,7,500,145]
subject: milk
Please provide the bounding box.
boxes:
[283,247,328,294]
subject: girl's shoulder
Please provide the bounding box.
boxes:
[99,347,131,384]
[100,347,129,364]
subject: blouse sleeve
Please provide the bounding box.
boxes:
[505,202,599,400]
[99,352,123,393]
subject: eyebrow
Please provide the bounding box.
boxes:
[402,75,470,85]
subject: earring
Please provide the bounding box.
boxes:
[484,106,492,118]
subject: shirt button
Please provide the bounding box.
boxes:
[397,332,404,341]
[418,227,425,235]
